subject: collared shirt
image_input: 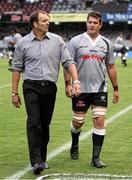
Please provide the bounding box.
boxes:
[68,32,115,93]
[11,31,74,82]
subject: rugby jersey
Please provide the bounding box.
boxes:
[68,32,115,93]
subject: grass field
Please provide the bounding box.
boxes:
[0,57,132,179]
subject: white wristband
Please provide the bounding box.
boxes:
[12,93,18,96]
[73,80,80,84]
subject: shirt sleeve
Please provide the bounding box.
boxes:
[106,40,115,65]
[68,38,77,60]
[59,36,76,70]
[11,42,24,72]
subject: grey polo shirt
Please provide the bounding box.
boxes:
[11,31,74,82]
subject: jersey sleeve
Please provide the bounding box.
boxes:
[68,38,77,60]
[106,40,115,65]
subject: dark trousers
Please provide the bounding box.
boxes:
[23,81,57,166]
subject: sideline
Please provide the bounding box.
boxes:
[0,84,11,89]
[4,104,132,180]
[36,173,132,180]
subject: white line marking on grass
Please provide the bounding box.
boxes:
[36,173,132,180]
[0,84,11,89]
[4,104,132,180]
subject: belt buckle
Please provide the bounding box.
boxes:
[42,81,45,86]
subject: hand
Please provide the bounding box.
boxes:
[72,81,81,97]
[12,94,22,108]
[112,90,119,104]
[65,84,73,98]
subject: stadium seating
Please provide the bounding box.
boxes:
[0,0,131,14]
[51,0,90,13]
[127,2,132,13]
[0,0,17,13]
[92,1,129,13]
[22,0,54,14]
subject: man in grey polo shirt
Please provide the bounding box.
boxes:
[11,10,80,175]
[64,11,119,168]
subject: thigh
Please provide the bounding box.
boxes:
[91,92,108,107]
[91,93,107,128]
[72,93,90,112]
[40,83,57,126]
[23,82,41,125]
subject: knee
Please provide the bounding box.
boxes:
[71,112,86,130]
[93,117,105,128]
[72,121,82,129]
[91,106,107,128]
[72,112,86,127]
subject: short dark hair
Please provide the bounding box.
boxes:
[87,11,103,24]
[29,10,49,27]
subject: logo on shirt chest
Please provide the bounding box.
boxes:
[82,53,103,61]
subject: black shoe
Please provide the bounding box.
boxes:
[91,158,106,168]
[70,145,79,160]
[41,162,49,169]
[33,163,43,175]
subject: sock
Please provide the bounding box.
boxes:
[92,133,105,160]
[71,131,81,147]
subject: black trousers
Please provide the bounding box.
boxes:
[23,80,57,166]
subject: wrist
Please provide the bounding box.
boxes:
[73,80,80,84]
[12,93,19,96]
[65,80,71,87]
[113,86,118,91]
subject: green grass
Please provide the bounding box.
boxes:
[0,58,132,179]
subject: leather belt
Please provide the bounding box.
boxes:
[24,79,55,86]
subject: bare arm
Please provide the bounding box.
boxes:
[67,64,78,81]
[64,64,80,97]
[63,68,72,97]
[107,64,119,104]
[12,71,22,108]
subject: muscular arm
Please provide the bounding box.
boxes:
[63,68,72,97]
[107,64,118,87]
[67,63,78,81]
[107,64,119,103]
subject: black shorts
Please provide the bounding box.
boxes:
[114,46,127,55]
[72,92,108,112]
[120,46,127,54]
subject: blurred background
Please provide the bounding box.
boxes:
[0,0,132,56]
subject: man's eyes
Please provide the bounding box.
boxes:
[88,22,98,25]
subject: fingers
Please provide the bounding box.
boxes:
[12,95,21,108]
[65,83,81,98]
[65,91,72,98]
[112,92,119,104]
[112,97,119,104]
[112,98,117,104]
[72,84,81,97]
[65,84,73,98]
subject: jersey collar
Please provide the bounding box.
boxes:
[83,32,101,47]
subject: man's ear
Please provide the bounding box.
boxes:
[99,22,103,29]
[33,21,38,28]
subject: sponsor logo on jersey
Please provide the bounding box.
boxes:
[82,53,103,61]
